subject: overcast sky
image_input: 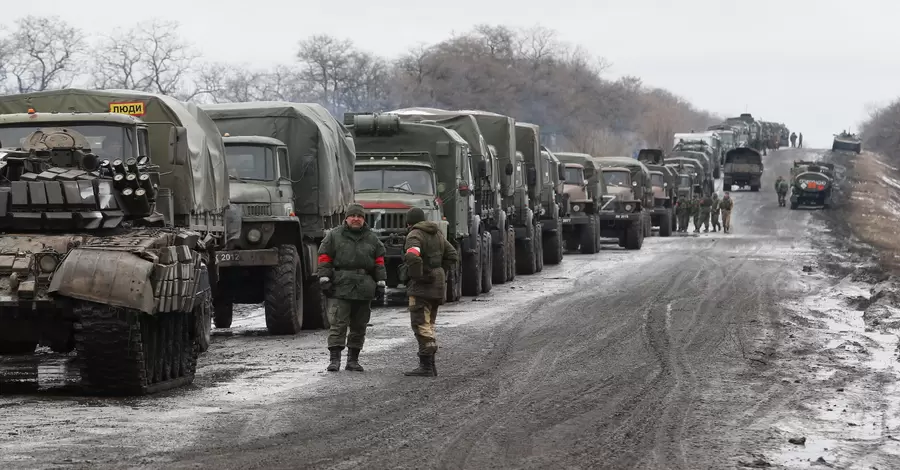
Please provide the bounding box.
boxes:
[5,0,896,148]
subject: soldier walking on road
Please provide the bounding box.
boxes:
[402,207,459,377]
[691,193,702,233]
[720,192,734,233]
[317,203,387,373]
[775,176,790,206]
[675,197,689,232]
[710,193,721,232]
[699,194,713,232]
[798,132,803,148]
[789,132,797,148]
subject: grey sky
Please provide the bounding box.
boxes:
[6,0,895,147]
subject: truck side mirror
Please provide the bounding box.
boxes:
[527,167,537,186]
[505,163,514,175]
[557,163,566,181]
[169,126,189,166]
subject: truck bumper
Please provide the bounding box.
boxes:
[561,215,592,226]
[215,249,279,267]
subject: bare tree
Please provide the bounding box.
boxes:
[194,63,310,104]
[90,19,199,99]
[5,16,85,93]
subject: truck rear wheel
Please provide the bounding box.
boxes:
[534,223,544,273]
[213,291,233,329]
[506,227,517,282]
[580,218,598,254]
[462,232,482,296]
[492,228,508,285]
[481,231,493,294]
[659,210,673,237]
[543,229,563,265]
[446,258,462,303]
[625,220,644,250]
[264,245,303,335]
[516,224,538,275]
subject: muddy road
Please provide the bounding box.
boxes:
[2,148,892,469]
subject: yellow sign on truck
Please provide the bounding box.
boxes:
[109,101,146,116]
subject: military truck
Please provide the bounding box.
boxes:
[343,113,474,302]
[723,147,764,192]
[637,149,675,237]
[706,125,737,162]
[667,162,699,201]
[832,131,862,154]
[554,152,604,254]
[668,150,714,195]
[201,102,356,332]
[790,160,835,209]
[673,132,722,178]
[517,122,564,266]
[541,146,567,264]
[732,113,765,155]
[593,156,653,249]
[0,88,235,395]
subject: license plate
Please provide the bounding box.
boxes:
[561,218,572,223]
[216,252,241,263]
[614,214,630,219]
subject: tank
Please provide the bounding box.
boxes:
[832,132,862,154]
[0,89,233,395]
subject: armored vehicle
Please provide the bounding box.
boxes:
[344,113,473,302]
[593,156,653,249]
[723,147,763,191]
[541,146,567,263]
[637,149,675,236]
[790,160,834,209]
[517,122,564,267]
[832,131,862,154]
[201,102,356,332]
[554,152,604,254]
[0,89,235,395]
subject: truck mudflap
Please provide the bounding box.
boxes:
[214,248,279,268]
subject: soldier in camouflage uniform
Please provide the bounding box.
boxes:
[675,198,689,233]
[710,193,721,232]
[402,207,459,377]
[691,193,702,233]
[699,193,713,232]
[720,192,734,233]
[317,203,387,372]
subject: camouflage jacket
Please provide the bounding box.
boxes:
[775,179,789,193]
[699,196,713,212]
[711,198,721,212]
[689,198,701,215]
[675,199,688,215]
[720,197,734,210]
[317,223,387,300]
[404,221,459,303]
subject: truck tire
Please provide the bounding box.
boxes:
[644,214,652,237]
[446,258,463,303]
[213,291,233,329]
[714,168,720,179]
[481,231,493,294]
[462,232,483,296]
[543,229,563,265]
[534,223,544,272]
[264,245,304,335]
[516,223,538,275]
[580,218,598,254]
[659,210,673,237]
[506,227,517,281]
[750,185,759,192]
[492,228,508,285]
[625,220,643,250]
[303,280,329,330]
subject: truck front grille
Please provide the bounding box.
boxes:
[240,204,272,216]
[366,211,406,231]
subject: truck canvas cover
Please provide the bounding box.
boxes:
[0,88,229,216]
[201,101,356,218]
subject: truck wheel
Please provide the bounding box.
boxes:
[534,223,544,272]
[481,231,493,294]
[506,227,517,282]
[580,218,598,254]
[303,280,329,330]
[462,232,483,296]
[714,168,720,179]
[543,229,563,265]
[593,216,602,252]
[671,212,678,233]
[644,214,652,237]
[750,185,759,192]
[446,259,463,303]
[492,228,508,285]
[264,245,303,335]
[790,201,798,210]
[659,210,673,237]
[0,340,37,354]
[213,291,233,329]
[516,223,538,275]
[625,220,643,250]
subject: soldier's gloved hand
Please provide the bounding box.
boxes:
[319,276,333,297]
[376,280,386,298]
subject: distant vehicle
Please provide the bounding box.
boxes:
[790,160,835,209]
[832,131,862,154]
[722,147,764,192]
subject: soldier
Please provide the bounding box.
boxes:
[691,193,702,233]
[710,193,721,232]
[720,192,734,233]
[317,203,387,373]
[789,132,797,147]
[675,197,689,232]
[798,133,803,148]
[402,207,459,377]
[699,193,713,232]
[775,175,790,206]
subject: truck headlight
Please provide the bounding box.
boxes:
[624,203,634,212]
[246,228,262,243]
[283,203,294,216]
[38,254,58,273]
[572,204,581,212]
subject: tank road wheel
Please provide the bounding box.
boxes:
[580,218,598,254]
[191,271,213,353]
[73,302,198,396]
[446,258,463,303]
[506,227,517,282]
[516,223,538,275]
[543,228,563,265]
[534,223,544,273]
[625,220,644,250]
[659,210,673,237]
[462,232,483,297]
[492,228,508,285]
[481,231,493,294]
[303,280,329,330]
[0,340,38,354]
[264,245,304,335]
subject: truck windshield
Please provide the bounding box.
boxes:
[225,145,276,181]
[564,167,584,184]
[651,174,664,186]
[603,171,630,187]
[680,175,692,187]
[0,124,135,160]
[355,167,434,195]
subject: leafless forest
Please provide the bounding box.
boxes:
[861,99,900,160]
[0,16,720,155]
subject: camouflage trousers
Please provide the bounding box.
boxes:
[700,210,711,230]
[677,212,690,232]
[721,210,732,232]
[710,210,721,230]
[692,213,703,231]
[327,299,372,349]
[408,295,440,355]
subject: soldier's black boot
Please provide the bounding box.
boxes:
[345,348,364,372]
[430,354,438,377]
[404,354,436,377]
[326,346,342,372]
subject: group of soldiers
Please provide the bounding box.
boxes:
[316,203,458,377]
[674,192,735,234]
[790,132,803,148]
